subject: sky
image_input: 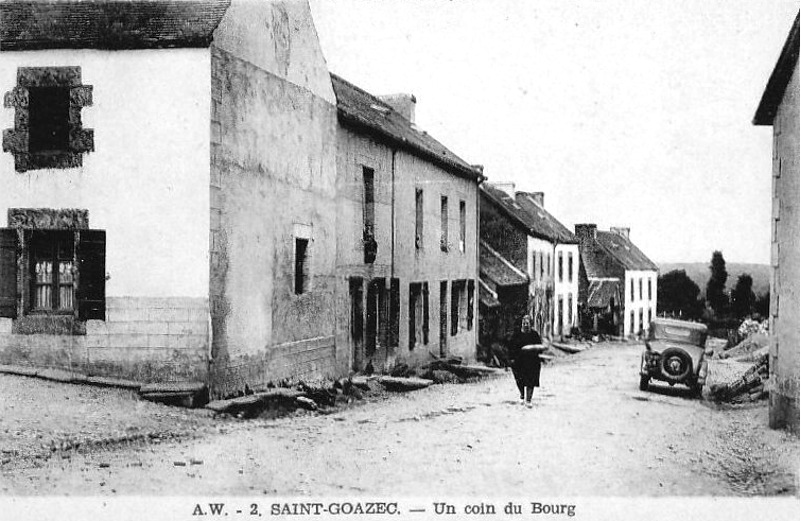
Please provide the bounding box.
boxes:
[308,0,798,264]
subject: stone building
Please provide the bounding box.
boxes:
[480,183,579,341]
[331,74,482,372]
[575,225,657,337]
[753,12,799,434]
[0,0,340,399]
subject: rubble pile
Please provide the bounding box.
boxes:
[707,353,769,403]
[705,318,773,403]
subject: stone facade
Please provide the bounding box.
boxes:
[207,1,339,399]
[754,14,799,434]
[334,103,480,373]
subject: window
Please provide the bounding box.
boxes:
[639,309,644,333]
[30,231,74,312]
[558,252,563,282]
[362,167,376,263]
[3,67,94,172]
[567,294,573,328]
[546,253,551,278]
[568,252,573,283]
[29,87,70,153]
[439,281,448,354]
[459,200,466,252]
[557,296,563,334]
[440,196,449,251]
[365,279,384,357]
[451,280,467,336]
[0,220,105,325]
[294,238,309,294]
[539,252,544,279]
[415,188,424,250]
[630,311,635,334]
[639,278,643,301]
[648,279,652,301]
[408,282,429,349]
[630,279,635,301]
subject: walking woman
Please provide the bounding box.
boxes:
[510,315,544,408]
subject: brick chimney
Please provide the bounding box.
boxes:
[377,93,416,123]
[574,224,598,243]
[518,191,544,207]
[488,182,515,197]
[610,227,630,240]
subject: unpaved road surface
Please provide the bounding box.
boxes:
[1,342,798,497]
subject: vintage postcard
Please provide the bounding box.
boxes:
[0,1,798,520]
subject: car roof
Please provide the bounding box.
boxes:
[651,318,708,332]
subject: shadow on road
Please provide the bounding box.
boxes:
[641,383,697,400]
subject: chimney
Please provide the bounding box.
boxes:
[610,227,630,240]
[574,224,598,243]
[488,181,516,198]
[377,93,416,123]
[520,191,544,207]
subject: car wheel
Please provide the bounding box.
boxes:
[659,348,693,383]
[639,375,649,391]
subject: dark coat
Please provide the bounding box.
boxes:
[510,330,543,387]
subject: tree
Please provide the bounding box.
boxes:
[658,270,703,319]
[731,274,756,319]
[705,251,729,316]
[755,290,770,319]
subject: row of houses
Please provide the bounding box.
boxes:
[477,181,658,349]
[0,0,658,401]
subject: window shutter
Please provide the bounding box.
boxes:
[77,229,105,320]
[0,228,18,318]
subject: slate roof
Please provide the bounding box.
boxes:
[577,239,617,279]
[754,12,800,125]
[330,74,482,182]
[0,0,230,51]
[587,279,621,308]
[481,184,577,244]
[479,240,528,288]
[596,231,658,271]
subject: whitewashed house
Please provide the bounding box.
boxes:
[0,0,341,399]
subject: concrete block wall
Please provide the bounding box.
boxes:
[0,296,209,383]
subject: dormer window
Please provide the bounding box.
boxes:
[3,66,94,172]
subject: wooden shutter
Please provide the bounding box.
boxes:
[77,229,105,320]
[422,282,430,345]
[389,278,400,348]
[0,228,18,318]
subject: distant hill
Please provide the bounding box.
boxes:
[658,262,771,297]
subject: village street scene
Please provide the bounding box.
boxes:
[0,0,799,520]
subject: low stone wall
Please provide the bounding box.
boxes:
[0,296,209,384]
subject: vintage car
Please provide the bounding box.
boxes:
[639,318,709,395]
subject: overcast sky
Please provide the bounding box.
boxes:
[309,0,798,264]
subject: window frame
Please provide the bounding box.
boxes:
[0,214,105,332]
[3,66,94,172]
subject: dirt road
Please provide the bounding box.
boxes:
[1,342,798,497]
